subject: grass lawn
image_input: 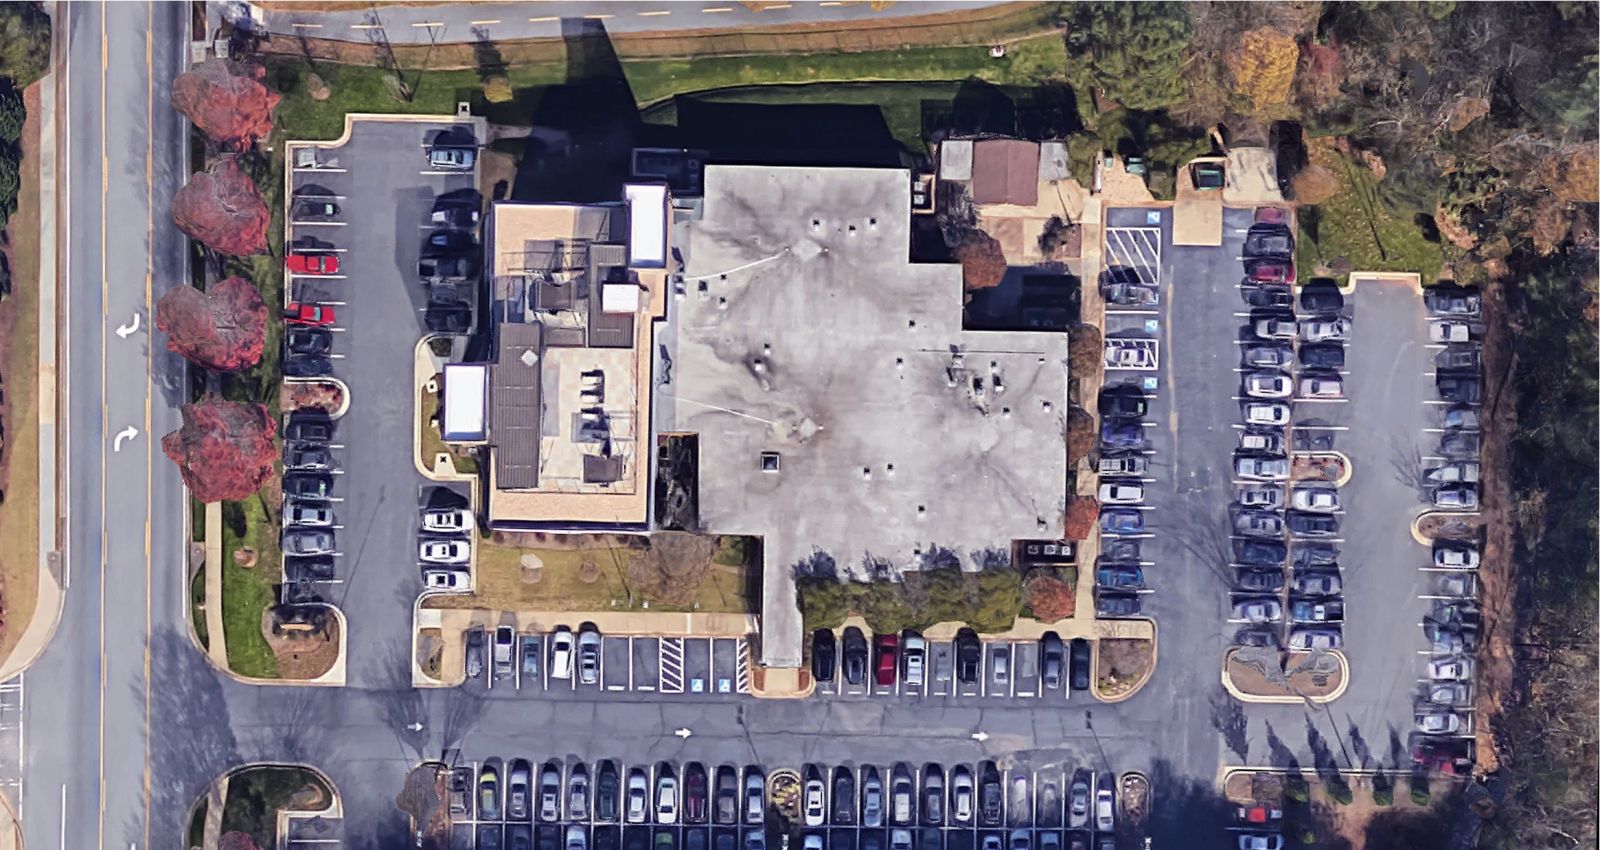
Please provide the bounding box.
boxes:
[219,494,281,678]
[0,82,45,666]
[190,567,209,650]
[429,538,751,614]
[220,765,333,848]
[265,33,1066,142]
[1296,139,1450,283]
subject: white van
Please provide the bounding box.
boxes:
[548,626,575,680]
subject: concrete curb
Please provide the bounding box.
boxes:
[412,336,476,483]
[1220,647,1350,704]
[189,762,343,850]
[1409,509,1482,547]
[1093,616,1158,704]
[283,375,351,419]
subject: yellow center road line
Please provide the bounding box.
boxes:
[639,9,673,16]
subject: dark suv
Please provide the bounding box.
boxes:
[955,628,982,684]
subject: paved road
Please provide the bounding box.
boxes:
[216,0,1007,45]
[22,4,190,850]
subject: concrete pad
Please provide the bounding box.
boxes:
[1222,147,1284,206]
[1172,160,1223,246]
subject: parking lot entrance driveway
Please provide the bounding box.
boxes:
[287,117,480,688]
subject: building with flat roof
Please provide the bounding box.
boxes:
[654,165,1070,667]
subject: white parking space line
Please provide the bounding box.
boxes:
[1106,308,1159,316]
[292,220,347,227]
[289,274,347,281]
[736,638,751,694]
[419,169,469,176]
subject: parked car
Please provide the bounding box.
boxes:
[1287,512,1340,537]
[1427,683,1471,707]
[626,769,649,824]
[578,625,602,684]
[1425,463,1480,484]
[1299,282,1344,313]
[1415,712,1464,735]
[281,528,335,556]
[745,767,767,825]
[480,760,503,821]
[293,200,340,220]
[1238,483,1284,509]
[1243,224,1294,258]
[1433,484,1479,510]
[1104,344,1156,369]
[1040,633,1064,690]
[1433,543,1479,569]
[1236,539,1287,566]
[1293,543,1340,568]
[1232,598,1282,623]
[283,301,336,326]
[1234,455,1290,481]
[1246,258,1295,285]
[1298,343,1344,369]
[432,202,481,228]
[1243,343,1293,368]
[1103,282,1158,306]
[1287,627,1342,651]
[283,354,332,378]
[1238,428,1284,454]
[1098,385,1149,418]
[950,765,975,823]
[1236,569,1285,593]
[286,252,339,275]
[284,555,334,582]
[921,764,945,825]
[955,629,982,684]
[683,763,708,825]
[1067,772,1090,829]
[1096,564,1145,590]
[1096,453,1149,475]
[1437,375,1482,404]
[1242,284,1293,309]
[1443,407,1480,429]
[282,472,333,500]
[843,626,869,685]
[1096,593,1140,617]
[283,442,332,471]
[831,765,855,825]
[656,768,679,824]
[1093,787,1115,832]
[429,146,476,170]
[504,759,532,821]
[1069,638,1091,690]
[422,507,472,533]
[1439,431,1480,457]
[901,632,926,689]
[1290,487,1340,513]
[1301,317,1351,342]
[284,413,334,442]
[1237,834,1283,850]
[1099,420,1145,449]
[1244,401,1291,426]
[422,569,468,590]
[874,632,899,687]
[1298,373,1344,399]
[1098,508,1145,534]
[1252,316,1298,340]
[419,254,480,281]
[1426,286,1481,316]
[1236,628,1277,648]
[285,327,332,355]
[419,538,470,564]
[1435,344,1481,370]
[811,629,837,683]
[1246,371,1293,398]
[282,499,334,528]
[426,302,473,333]
[1097,480,1144,504]
[1292,572,1342,595]
[1234,510,1285,538]
[1290,599,1344,622]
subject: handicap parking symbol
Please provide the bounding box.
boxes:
[1145,211,1162,225]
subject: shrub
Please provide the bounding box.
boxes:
[1284,774,1310,802]
[1065,405,1096,466]
[968,568,1023,632]
[954,230,1006,290]
[0,81,23,144]
[482,75,513,104]
[796,578,855,630]
[1062,496,1100,540]
[1023,572,1075,622]
[1329,781,1353,805]
[1409,781,1431,806]
[1373,784,1394,806]
[1289,164,1341,205]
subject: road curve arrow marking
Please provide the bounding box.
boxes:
[115,312,141,338]
[674,727,693,739]
[113,426,139,452]
[971,731,989,742]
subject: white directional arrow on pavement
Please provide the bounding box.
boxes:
[674,728,693,739]
[113,426,139,452]
[970,731,989,742]
[115,312,142,338]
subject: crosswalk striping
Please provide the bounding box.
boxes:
[1105,226,1163,288]
[659,637,685,694]
[735,638,751,694]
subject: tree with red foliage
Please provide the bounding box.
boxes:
[218,832,263,850]
[155,276,266,372]
[161,396,277,503]
[171,58,280,150]
[173,156,270,256]
[954,230,1006,291]
[1065,405,1097,466]
[1024,572,1076,622]
[1062,496,1100,540]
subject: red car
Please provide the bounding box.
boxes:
[873,633,898,687]
[284,302,336,327]
[1246,258,1295,285]
[286,252,340,275]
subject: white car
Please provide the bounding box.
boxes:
[1301,318,1351,342]
[1434,484,1479,510]
[1291,487,1340,513]
[1097,481,1144,504]
[1245,372,1293,398]
[902,634,926,688]
[1433,544,1480,569]
[656,775,678,824]
[1253,317,1297,340]
[1238,835,1284,850]
[419,538,470,564]
[1244,401,1291,426]
[1428,656,1474,681]
[1105,345,1155,369]
[1415,712,1463,735]
[1234,456,1290,482]
[1429,320,1471,343]
[422,507,473,533]
[803,778,826,826]
[1093,788,1115,832]
[422,569,469,590]
[548,626,575,680]
[1299,375,1345,399]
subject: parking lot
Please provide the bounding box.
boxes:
[443,759,1129,850]
[279,116,483,687]
[813,637,1076,702]
[463,631,754,698]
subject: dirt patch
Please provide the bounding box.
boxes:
[280,379,343,415]
[395,763,449,848]
[1415,511,1485,541]
[232,547,257,567]
[1291,453,1347,484]
[1095,638,1152,698]
[1225,648,1344,699]
[417,627,442,680]
[629,531,715,607]
[263,608,341,680]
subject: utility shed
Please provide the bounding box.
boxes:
[971,139,1041,205]
[659,165,1070,667]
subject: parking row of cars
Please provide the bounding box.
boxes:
[1228,209,1345,654]
[1094,381,1155,619]
[278,410,340,594]
[1410,286,1486,754]
[465,623,604,684]
[809,628,1092,693]
[450,760,1125,850]
[420,190,483,334]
